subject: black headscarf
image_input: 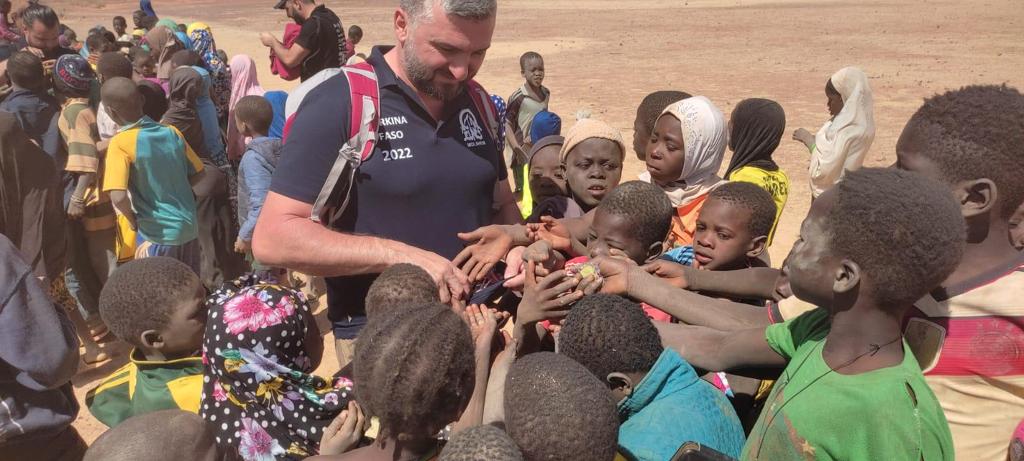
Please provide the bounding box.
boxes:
[725,98,786,178]
[161,66,210,159]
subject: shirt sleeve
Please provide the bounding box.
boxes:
[763,307,830,360]
[270,75,352,204]
[102,134,132,191]
[63,106,101,174]
[294,16,320,51]
[505,92,524,140]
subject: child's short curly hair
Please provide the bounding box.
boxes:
[504,352,619,461]
[440,424,523,461]
[353,303,475,441]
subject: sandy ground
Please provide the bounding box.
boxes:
[47,0,1024,444]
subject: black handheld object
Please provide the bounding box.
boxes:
[469,261,509,306]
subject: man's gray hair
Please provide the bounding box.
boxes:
[400,0,497,21]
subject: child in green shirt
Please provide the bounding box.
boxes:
[597,168,962,460]
[86,257,207,427]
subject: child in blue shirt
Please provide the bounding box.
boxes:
[232,95,282,277]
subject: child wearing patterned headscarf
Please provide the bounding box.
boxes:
[201,275,360,461]
[641,96,728,247]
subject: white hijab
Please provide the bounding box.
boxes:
[810,66,876,197]
[640,96,728,207]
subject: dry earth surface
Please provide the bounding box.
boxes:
[44,0,1023,443]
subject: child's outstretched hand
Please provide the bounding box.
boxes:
[591,256,640,296]
[792,128,815,149]
[465,304,499,355]
[319,400,366,456]
[642,260,691,289]
[517,261,583,326]
[526,216,574,253]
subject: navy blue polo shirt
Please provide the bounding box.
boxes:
[270,46,507,339]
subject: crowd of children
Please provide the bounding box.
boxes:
[0,1,1022,461]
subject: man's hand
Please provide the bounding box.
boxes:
[642,260,691,289]
[516,262,583,326]
[234,239,251,254]
[66,200,85,220]
[319,400,366,456]
[259,32,277,47]
[454,225,515,282]
[41,59,55,77]
[408,250,470,304]
[591,256,640,296]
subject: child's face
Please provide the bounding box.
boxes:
[114,19,127,34]
[588,208,659,264]
[826,82,844,118]
[134,54,155,78]
[782,190,841,309]
[563,139,623,209]
[645,114,686,185]
[1010,203,1024,251]
[152,278,207,359]
[522,57,544,89]
[693,198,766,271]
[529,145,567,204]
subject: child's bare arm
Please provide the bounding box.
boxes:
[453,305,500,433]
[655,322,785,375]
[645,260,784,301]
[594,257,771,331]
[108,189,136,230]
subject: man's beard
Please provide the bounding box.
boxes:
[402,40,463,103]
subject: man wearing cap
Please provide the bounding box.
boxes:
[260,0,346,82]
[254,0,520,368]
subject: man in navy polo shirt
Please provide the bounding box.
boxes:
[255,0,519,367]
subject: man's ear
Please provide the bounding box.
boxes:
[393,7,411,45]
[644,240,666,264]
[607,372,634,396]
[140,329,164,350]
[746,235,769,259]
[833,259,861,295]
[955,179,998,219]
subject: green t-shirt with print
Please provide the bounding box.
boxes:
[741,308,954,461]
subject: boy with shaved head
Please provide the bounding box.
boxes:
[101,77,205,272]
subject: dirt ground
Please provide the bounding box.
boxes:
[49,0,1023,444]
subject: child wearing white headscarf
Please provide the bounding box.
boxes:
[794,66,876,198]
[640,96,728,246]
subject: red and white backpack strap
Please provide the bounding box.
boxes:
[466,80,500,147]
[309,62,381,224]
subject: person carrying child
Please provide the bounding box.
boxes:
[202,275,358,460]
[86,257,206,427]
[188,23,231,123]
[234,95,283,277]
[505,51,549,198]
[101,77,205,272]
[724,98,788,245]
[642,96,727,248]
[792,66,875,198]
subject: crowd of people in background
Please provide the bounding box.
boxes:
[0,0,1022,460]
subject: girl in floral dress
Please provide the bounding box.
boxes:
[200,276,358,460]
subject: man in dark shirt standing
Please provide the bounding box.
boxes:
[260,0,347,82]
[18,4,77,75]
[255,0,520,368]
